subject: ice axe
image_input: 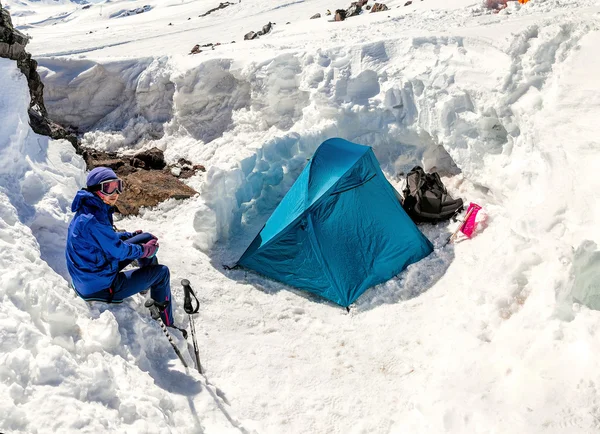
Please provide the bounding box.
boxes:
[446,202,482,245]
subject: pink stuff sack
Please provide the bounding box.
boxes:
[460,203,482,238]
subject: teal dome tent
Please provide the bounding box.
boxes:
[238,138,433,307]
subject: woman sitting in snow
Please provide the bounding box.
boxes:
[65,167,175,327]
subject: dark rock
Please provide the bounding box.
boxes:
[173,163,205,179]
[28,108,78,149]
[176,167,193,179]
[334,1,366,21]
[335,9,347,21]
[404,1,412,6]
[346,4,361,17]
[82,149,127,172]
[371,3,389,12]
[116,170,197,215]
[83,149,135,176]
[82,147,200,214]
[178,157,193,166]
[310,13,321,19]
[245,21,273,39]
[0,2,79,148]
[244,31,258,40]
[190,44,201,54]
[131,157,146,169]
[199,2,234,18]
[257,22,272,36]
[0,7,28,46]
[131,147,166,170]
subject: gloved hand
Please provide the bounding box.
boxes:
[141,239,159,258]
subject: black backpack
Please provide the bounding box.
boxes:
[402,166,464,223]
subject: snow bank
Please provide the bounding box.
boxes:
[0,58,84,279]
[38,56,174,146]
[0,58,245,434]
[35,14,594,258]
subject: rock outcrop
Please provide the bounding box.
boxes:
[199,2,234,18]
[115,170,198,215]
[335,1,369,21]
[243,22,274,40]
[371,3,389,12]
[83,147,202,215]
[0,2,78,147]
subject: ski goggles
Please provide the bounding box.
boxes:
[90,178,123,195]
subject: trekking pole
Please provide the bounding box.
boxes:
[181,279,203,374]
[145,299,188,369]
[178,282,249,432]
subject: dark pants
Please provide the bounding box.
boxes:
[79,232,174,326]
[111,232,174,325]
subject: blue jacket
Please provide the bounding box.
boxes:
[66,190,143,296]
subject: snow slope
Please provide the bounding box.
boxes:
[2,0,600,433]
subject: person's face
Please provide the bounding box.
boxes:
[97,191,119,206]
[94,178,123,206]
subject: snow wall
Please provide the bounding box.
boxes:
[36,19,595,253]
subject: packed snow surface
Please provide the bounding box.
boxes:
[2,0,600,432]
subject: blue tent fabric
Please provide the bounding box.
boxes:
[238,138,433,306]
